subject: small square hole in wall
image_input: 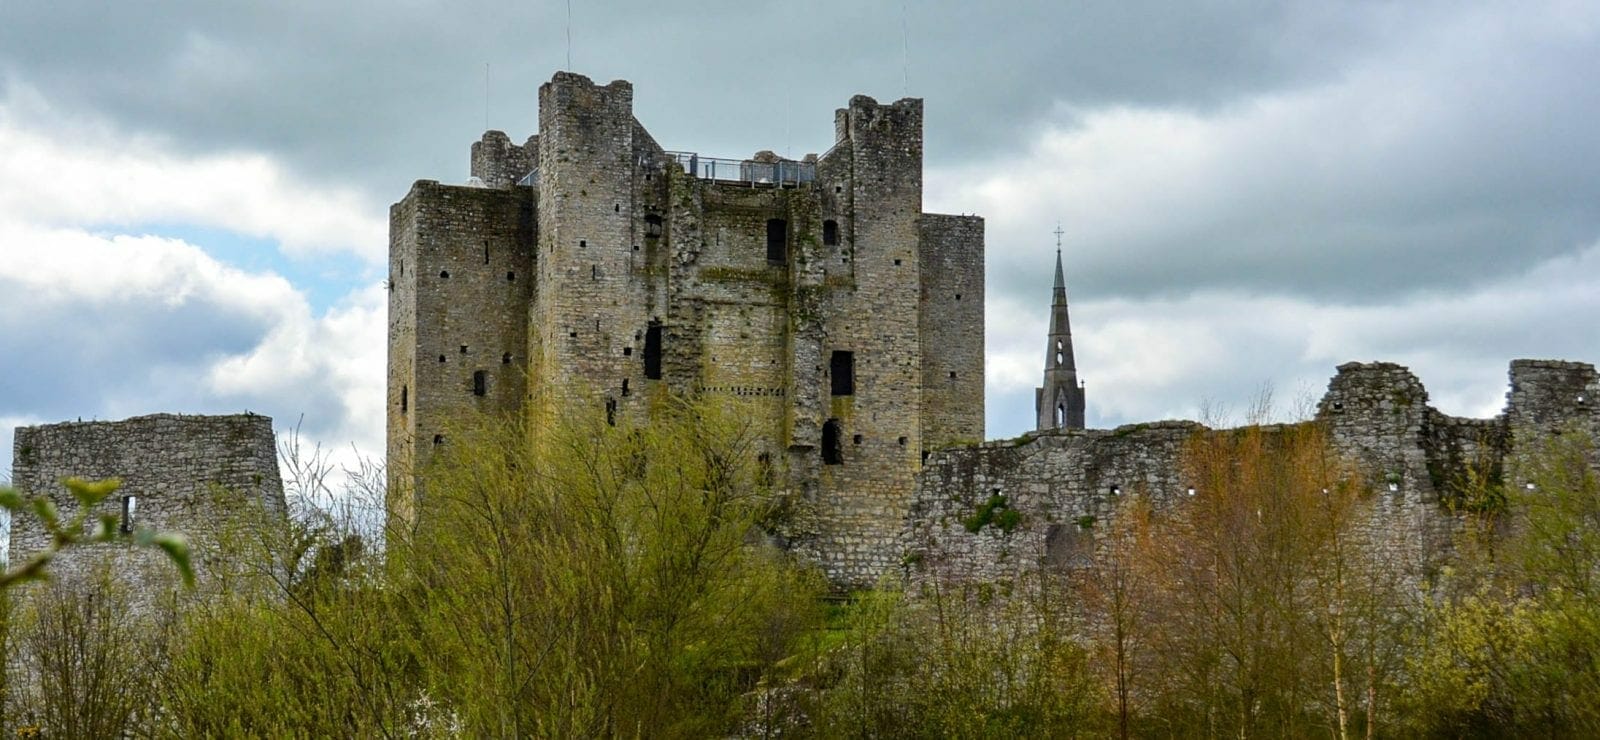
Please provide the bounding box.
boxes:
[460,345,468,354]
[579,239,587,248]
[439,270,450,279]
[433,434,444,445]
[893,259,902,266]
[438,355,446,363]
[1333,401,1345,411]
[507,271,516,281]
[955,293,962,301]
[853,434,863,445]
[633,244,640,251]
[569,331,578,338]
[898,436,908,446]
[502,353,512,364]
[623,347,633,356]
[835,185,842,193]
[949,371,957,379]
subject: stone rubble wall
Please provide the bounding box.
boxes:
[906,360,1600,586]
[8,413,285,607]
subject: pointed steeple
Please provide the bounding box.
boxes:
[1037,225,1086,430]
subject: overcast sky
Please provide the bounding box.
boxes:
[2,1,1597,482]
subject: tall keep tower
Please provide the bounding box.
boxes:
[387,71,986,587]
[1036,228,1086,430]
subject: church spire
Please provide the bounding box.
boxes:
[1037,224,1086,430]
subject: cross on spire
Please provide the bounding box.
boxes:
[1053,223,1064,253]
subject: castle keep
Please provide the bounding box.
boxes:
[387,72,985,586]
[388,70,1599,590]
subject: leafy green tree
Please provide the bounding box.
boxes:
[399,399,824,737]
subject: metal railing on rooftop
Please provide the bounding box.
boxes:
[665,151,814,186]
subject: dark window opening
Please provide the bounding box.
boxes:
[120,495,136,534]
[643,322,663,379]
[621,379,630,397]
[757,452,774,487]
[922,449,931,463]
[483,244,490,264]
[822,419,844,465]
[439,270,450,279]
[835,185,842,193]
[579,239,587,248]
[605,397,617,426]
[401,385,408,413]
[433,434,444,446]
[766,219,788,264]
[645,214,663,239]
[473,370,487,397]
[460,345,468,354]
[569,331,578,338]
[507,271,516,281]
[623,347,633,356]
[502,352,512,364]
[592,264,598,280]
[898,436,908,446]
[614,203,620,212]
[1055,404,1065,428]
[893,258,902,266]
[949,371,957,379]
[823,219,839,246]
[853,434,863,445]
[830,351,855,396]
[438,355,446,363]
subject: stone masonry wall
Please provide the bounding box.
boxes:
[8,413,284,606]
[470,131,538,187]
[386,181,535,528]
[907,360,1600,586]
[918,214,985,452]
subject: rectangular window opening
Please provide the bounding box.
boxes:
[830,350,855,396]
[766,219,788,264]
[120,495,137,534]
[472,370,487,397]
[823,219,839,246]
[643,322,663,380]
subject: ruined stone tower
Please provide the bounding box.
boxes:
[387,72,985,587]
[8,413,286,606]
[1035,239,1086,430]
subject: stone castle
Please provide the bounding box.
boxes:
[7,72,1596,598]
[385,71,1600,589]
[386,72,984,584]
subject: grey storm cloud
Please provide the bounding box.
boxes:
[1,0,1596,445]
[0,1,1394,195]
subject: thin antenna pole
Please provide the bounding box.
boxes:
[901,0,909,95]
[483,62,489,132]
[566,0,573,70]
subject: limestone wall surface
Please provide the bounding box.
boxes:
[906,360,1600,586]
[386,181,535,528]
[8,413,284,603]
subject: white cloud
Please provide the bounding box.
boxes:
[984,240,1600,438]
[0,83,386,262]
[0,94,386,491]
